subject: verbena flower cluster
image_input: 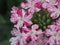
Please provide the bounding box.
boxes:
[9,0,60,45]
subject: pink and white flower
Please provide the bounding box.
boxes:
[46,0,58,5]
[45,25,60,45]
[42,0,60,19]
[50,8,60,19]
[11,28,21,36]
[42,0,58,8]
[10,28,27,45]
[21,0,42,13]
[10,7,33,29]
[22,24,43,41]
[10,6,19,23]
[50,4,60,19]
[27,35,48,45]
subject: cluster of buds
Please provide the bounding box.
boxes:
[9,0,60,45]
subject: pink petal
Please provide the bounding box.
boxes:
[45,29,52,36]
[11,28,20,36]
[35,2,42,9]
[24,20,32,26]
[42,2,49,9]
[48,6,57,12]
[51,12,59,19]
[26,15,33,20]
[32,24,39,30]
[17,9,22,17]
[21,2,29,9]
[22,26,31,33]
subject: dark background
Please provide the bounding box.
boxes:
[0,0,25,45]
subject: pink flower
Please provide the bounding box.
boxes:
[10,29,27,45]
[56,18,60,26]
[31,24,39,30]
[50,4,60,19]
[48,6,57,12]
[10,7,33,29]
[42,0,59,19]
[23,24,43,41]
[42,2,49,9]
[45,25,60,45]
[42,0,58,8]
[48,25,59,31]
[21,0,42,13]
[9,37,19,45]
[27,35,48,45]
[10,6,19,23]
[50,10,59,19]
[11,28,21,36]
[46,0,58,5]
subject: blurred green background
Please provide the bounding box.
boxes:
[0,0,25,45]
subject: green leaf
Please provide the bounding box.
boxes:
[0,15,6,24]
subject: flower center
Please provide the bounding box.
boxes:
[30,31,34,34]
[30,2,34,7]
[20,18,24,21]
[37,41,41,45]
[20,35,23,39]
[37,43,40,45]
[43,0,46,2]
[50,0,56,5]
[53,32,58,39]
[54,33,57,37]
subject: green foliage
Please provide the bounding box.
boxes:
[0,40,9,45]
[32,9,53,30]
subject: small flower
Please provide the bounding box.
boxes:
[10,29,27,45]
[31,24,39,30]
[45,25,60,45]
[11,28,20,36]
[21,0,42,13]
[42,0,58,9]
[9,37,19,45]
[50,9,59,19]
[10,7,32,29]
[10,6,19,23]
[42,2,49,9]
[25,24,43,41]
[27,36,48,45]
[46,0,58,5]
